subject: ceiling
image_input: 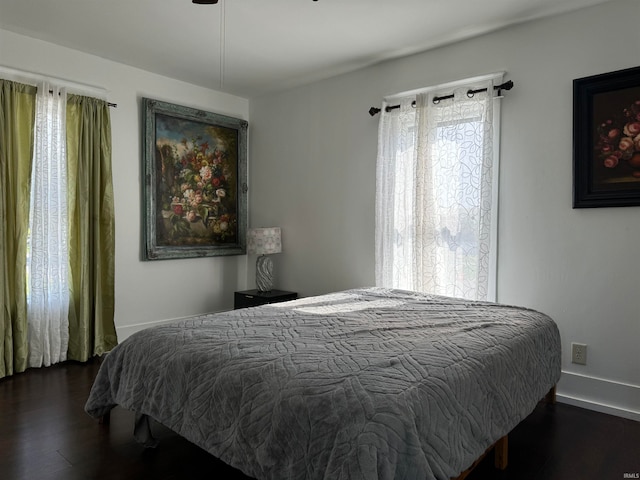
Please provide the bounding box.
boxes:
[0,0,612,99]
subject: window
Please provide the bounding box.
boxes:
[376,75,502,301]
[0,77,116,378]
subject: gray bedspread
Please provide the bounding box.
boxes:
[85,287,561,480]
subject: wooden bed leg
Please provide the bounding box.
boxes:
[494,435,508,470]
[544,385,557,405]
[451,435,508,480]
[98,411,111,425]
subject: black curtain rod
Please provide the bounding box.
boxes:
[368,80,514,117]
[49,89,117,108]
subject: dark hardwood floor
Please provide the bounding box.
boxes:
[1,359,638,480]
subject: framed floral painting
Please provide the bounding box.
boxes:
[574,66,640,208]
[142,98,248,259]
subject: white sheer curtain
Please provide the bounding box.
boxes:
[27,82,70,367]
[375,97,418,291]
[376,79,499,301]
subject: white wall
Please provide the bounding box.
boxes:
[249,0,640,419]
[0,29,250,339]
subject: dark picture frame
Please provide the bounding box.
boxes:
[142,98,248,260]
[574,66,640,208]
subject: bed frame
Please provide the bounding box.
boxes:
[98,386,557,480]
[452,385,556,480]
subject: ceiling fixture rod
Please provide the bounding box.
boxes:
[219,0,225,89]
[192,0,318,3]
[191,0,225,87]
[191,0,319,90]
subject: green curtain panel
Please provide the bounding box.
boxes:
[66,95,117,361]
[0,80,36,378]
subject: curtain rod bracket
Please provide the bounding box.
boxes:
[47,89,117,108]
[369,80,514,116]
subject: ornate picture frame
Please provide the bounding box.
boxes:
[574,66,640,208]
[142,98,248,259]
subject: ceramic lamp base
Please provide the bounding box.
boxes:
[255,255,274,292]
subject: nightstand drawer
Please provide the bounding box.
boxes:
[234,289,298,309]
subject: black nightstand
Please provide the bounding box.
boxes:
[234,289,298,309]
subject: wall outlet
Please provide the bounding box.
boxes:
[571,343,587,365]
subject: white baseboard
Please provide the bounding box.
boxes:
[557,370,640,422]
[115,310,228,342]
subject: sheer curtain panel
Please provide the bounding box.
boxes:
[376,78,500,301]
[0,80,36,378]
[375,98,417,291]
[27,83,70,368]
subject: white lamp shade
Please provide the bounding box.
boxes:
[247,227,282,255]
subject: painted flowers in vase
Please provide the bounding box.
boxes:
[596,100,640,175]
[157,134,237,245]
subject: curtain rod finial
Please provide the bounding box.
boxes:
[369,107,381,117]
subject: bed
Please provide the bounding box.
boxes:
[85,287,561,480]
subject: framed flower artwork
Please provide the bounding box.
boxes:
[142,98,248,259]
[574,66,640,208]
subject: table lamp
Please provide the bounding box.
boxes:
[247,227,282,292]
